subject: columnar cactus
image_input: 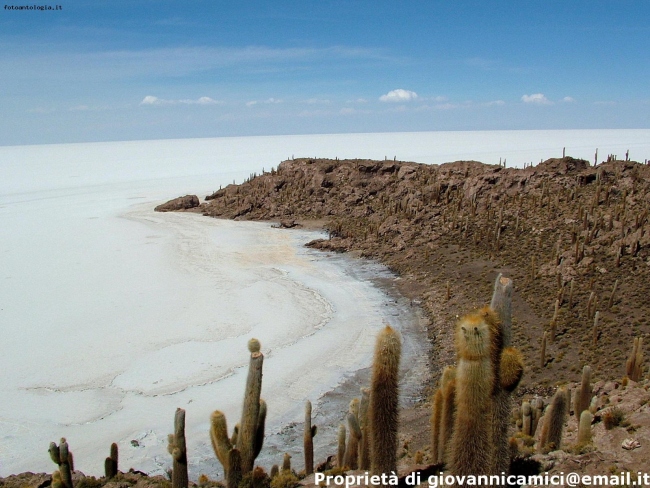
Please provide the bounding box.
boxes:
[168,408,189,488]
[337,424,346,468]
[239,339,265,474]
[430,387,444,464]
[449,308,499,481]
[49,438,73,488]
[303,400,317,475]
[574,366,592,418]
[105,442,118,479]
[344,398,361,469]
[626,337,644,381]
[438,366,456,464]
[369,325,401,475]
[358,388,371,470]
[539,387,568,452]
[577,411,593,444]
[521,401,532,437]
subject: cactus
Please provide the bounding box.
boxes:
[577,411,593,444]
[303,400,317,475]
[540,332,547,369]
[574,366,592,417]
[438,366,457,464]
[449,308,498,480]
[282,453,291,472]
[49,439,73,488]
[239,339,265,474]
[105,442,118,479]
[51,471,64,488]
[540,387,568,452]
[270,465,279,479]
[227,449,242,488]
[531,397,544,436]
[344,398,361,469]
[358,387,371,470]
[168,408,189,488]
[369,325,401,475]
[626,337,644,381]
[521,401,532,437]
[337,424,346,468]
[210,410,234,476]
[430,388,444,464]
[500,347,524,392]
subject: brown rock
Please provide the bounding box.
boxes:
[154,195,200,212]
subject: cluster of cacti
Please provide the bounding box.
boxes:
[49,438,74,488]
[429,274,524,482]
[210,339,266,488]
[626,337,644,381]
[168,408,189,488]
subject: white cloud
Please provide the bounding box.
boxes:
[521,93,552,105]
[140,96,221,106]
[264,98,282,104]
[245,101,258,107]
[484,100,505,106]
[379,89,418,102]
[141,95,163,105]
[562,96,575,103]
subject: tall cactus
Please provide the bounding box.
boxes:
[430,387,444,464]
[239,339,265,474]
[358,387,371,470]
[573,366,592,418]
[337,424,346,468]
[539,387,568,452]
[438,366,456,464]
[626,337,644,381]
[49,438,73,488]
[345,398,361,469]
[449,308,499,482]
[303,400,317,475]
[489,275,523,476]
[369,325,401,475]
[105,442,118,479]
[168,408,188,488]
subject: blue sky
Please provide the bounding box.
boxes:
[1,0,648,145]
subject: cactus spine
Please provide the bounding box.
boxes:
[49,438,73,488]
[369,325,401,475]
[449,308,499,481]
[239,339,265,474]
[168,408,189,488]
[574,366,592,417]
[105,442,118,479]
[303,400,317,475]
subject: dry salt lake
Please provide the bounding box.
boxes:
[1,129,649,478]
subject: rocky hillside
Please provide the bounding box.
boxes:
[188,156,650,393]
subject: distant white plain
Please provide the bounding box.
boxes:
[1,130,649,478]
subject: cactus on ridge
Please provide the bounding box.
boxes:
[105,442,118,479]
[239,339,265,474]
[49,438,73,488]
